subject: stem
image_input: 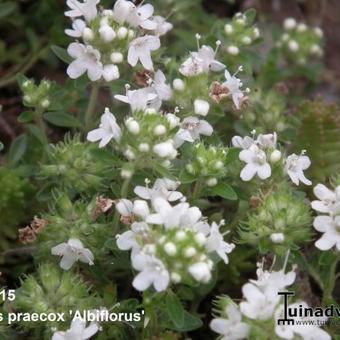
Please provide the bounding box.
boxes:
[0,46,48,89]
[84,83,99,131]
[192,180,202,199]
[322,253,339,305]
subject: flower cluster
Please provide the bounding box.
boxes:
[65,0,172,81]
[278,17,323,65]
[311,183,340,251]
[232,132,312,185]
[19,78,51,110]
[185,143,228,187]
[173,35,248,115]
[40,134,111,195]
[223,11,261,56]
[115,178,235,291]
[239,189,312,253]
[210,264,330,340]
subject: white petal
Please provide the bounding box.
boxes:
[313,184,335,201]
[117,231,135,250]
[60,254,77,270]
[198,120,213,136]
[210,318,229,335]
[139,51,153,70]
[239,149,253,163]
[311,200,329,213]
[315,233,336,250]
[133,270,154,291]
[154,271,169,291]
[67,42,85,58]
[87,64,102,81]
[83,324,99,339]
[240,164,257,181]
[127,46,138,67]
[257,163,271,179]
[116,199,133,215]
[98,132,113,148]
[87,128,104,142]
[313,215,332,232]
[67,61,86,79]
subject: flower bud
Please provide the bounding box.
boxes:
[170,272,181,283]
[110,52,124,64]
[133,200,149,218]
[175,231,186,241]
[99,25,116,42]
[172,78,185,91]
[253,27,260,38]
[288,40,299,52]
[184,247,196,258]
[188,262,211,283]
[194,233,206,246]
[297,23,307,32]
[284,18,297,30]
[153,140,176,158]
[242,36,252,45]
[128,29,134,39]
[117,26,128,39]
[206,178,217,187]
[121,169,133,179]
[224,24,233,34]
[82,27,94,41]
[227,46,239,55]
[138,143,150,152]
[270,150,282,163]
[194,99,210,116]
[164,242,177,256]
[40,99,50,108]
[126,119,140,135]
[166,113,180,129]
[153,124,167,136]
[270,232,285,244]
[103,64,119,81]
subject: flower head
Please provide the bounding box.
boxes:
[51,238,94,270]
[65,19,86,37]
[87,108,121,148]
[313,215,340,251]
[239,144,271,181]
[52,318,99,340]
[311,183,340,214]
[223,67,247,109]
[65,0,99,22]
[210,304,250,340]
[67,42,103,81]
[284,153,312,186]
[174,116,213,147]
[128,35,160,70]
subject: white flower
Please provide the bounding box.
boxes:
[284,17,297,30]
[194,99,210,116]
[256,132,277,149]
[116,221,149,251]
[65,19,86,37]
[128,35,160,70]
[179,45,225,77]
[131,253,170,291]
[115,87,161,112]
[65,0,99,22]
[275,302,331,340]
[205,222,235,264]
[87,108,121,148]
[153,140,177,159]
[113,0,157,30]
[102,64,120,81]
[239,283,278,320]
[210,304,250,340]
[174,116,213,148]
[67,43,103,81]
[223,68,245,110]
[147,197,204,231]
[232,135,254,149]
[52,318,99,340]
[151,15,173,36]
[311,183,340,214]
[313,215,340,251]
[239,144,271,181]
[250,268,296,303]
[152,70,172,101]
[270,232,285,243]
[51,238,94,270]
[284,153,312,186]
[134,178,183,202]
[188,262,211,283]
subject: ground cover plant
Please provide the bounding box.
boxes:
[0,0,339,339]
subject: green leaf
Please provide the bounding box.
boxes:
[225,147,240,164]
[165,292,185,328]
[209,182,238,200]
[179,169,197,184]
[16,73,29,87]
[18,111,35,123]
[153,163,177,180]
[44,112,80,128]
[244,8,257,24]
[168,310,203,332]
[27,124,46,144]
[7,134,28,165]
[51,45,72,64]
[0,2,17,19]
